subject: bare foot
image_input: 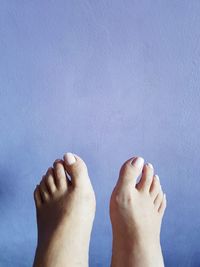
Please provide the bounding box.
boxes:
[110,156,167,267]
[33,153,96,267]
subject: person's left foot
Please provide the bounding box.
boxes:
[110,156,166,267]
[33,153,96,267]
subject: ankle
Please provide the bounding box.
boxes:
[111,238,164,267]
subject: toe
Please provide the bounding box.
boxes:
[34,185,42,208]
[158,194,167,216]
[150,175,161,201]
[117,157,144,188]
[53,160,68,191]
[154,191,164,211]
[39,178,50,202]
[63,153,89,187]
[137,163,154,192]
[45,168,57,194]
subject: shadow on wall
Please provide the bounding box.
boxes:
[0,168,31,266]
[0,244,34,267]
[0,168,18,203]
[90,254,111,267]
[189,251,200,267]
[164,251,200,267]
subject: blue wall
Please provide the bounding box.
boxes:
[1,1,200,266]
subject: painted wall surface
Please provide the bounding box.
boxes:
[1,1,200,266]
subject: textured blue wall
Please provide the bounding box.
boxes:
[1,1,200,266]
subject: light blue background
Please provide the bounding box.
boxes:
[0,1,200,266]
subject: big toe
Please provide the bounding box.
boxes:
[116,156,144,188]
[63,152,90,187]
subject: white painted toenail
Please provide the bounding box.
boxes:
[146,163,153,169]
[131,157,144,168]
[155,175,159,181]
[64,152,76,165]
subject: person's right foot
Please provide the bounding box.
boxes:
[110,156,167,267]
[33,153,96,267]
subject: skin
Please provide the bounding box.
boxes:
[33,153,96,267]
[32,153,166,267]
[110,156,167,267]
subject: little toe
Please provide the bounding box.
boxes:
[154,191,164,211]
[63,153,89,187]
[34,185,42,208]
[117,156,144,188]
[39,179,50,202]
[150,175,161,201]
[158,194,167,216]
[53,160,68,191]
[137,163,154,192]
[44,168,57,195]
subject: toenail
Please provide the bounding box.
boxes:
[54,159,61,164]
[64,152,76,165]
[146,163,153,169]
[131,157,144,168]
